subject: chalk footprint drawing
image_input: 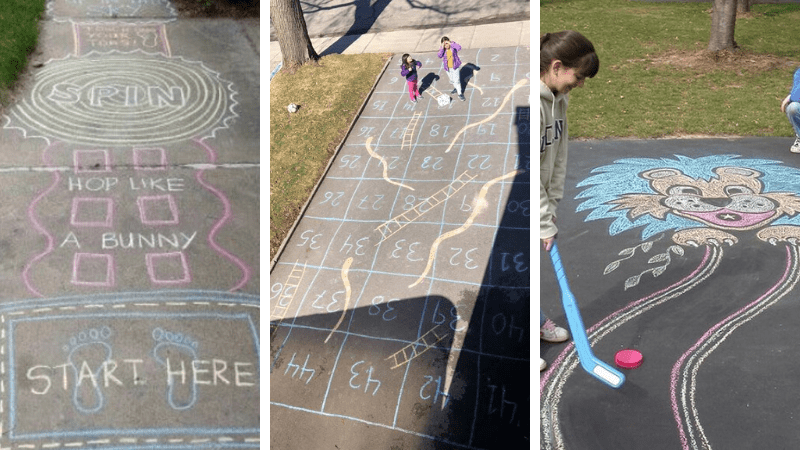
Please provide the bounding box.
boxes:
[540,155,800,450]
[63,326,114,413]
[151,327,199,410]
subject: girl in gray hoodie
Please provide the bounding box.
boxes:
[539,30,599,371]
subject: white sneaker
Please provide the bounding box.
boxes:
[540,358,547,372]
[541,318,570,343]
[791,137,800,154]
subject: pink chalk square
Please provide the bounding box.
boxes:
[72,253,115,287]
[73,150,111,173]
[137,194,179,225]
[133,148,167,170]
[146,252,191,284]
[71,197,113,227]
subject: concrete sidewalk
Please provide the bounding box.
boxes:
[270,20,531,76]
[271,44,531,449]
[0,0,260,447]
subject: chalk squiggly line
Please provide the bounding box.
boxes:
[364,137,414,191]
[22,141,62,297]
[193,138,252,292]
[671,244,799,450]
[409,169,523,288]
[540,245,721,450]
[467,81,483,95]
[325,257,353,343]
[445,78,529,153]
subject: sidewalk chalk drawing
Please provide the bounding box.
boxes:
[1,5,258,449]
[47,0,178,21]
[4,51,238,146]
[63,325,114,413]
[540,154,800,450]
[22,139,252,296]
[151,327,200,410]
[4,23,252,296]
[72,22,173,56]
[409,168,524,288]
[272,47,530,449]
[7,290,259,447]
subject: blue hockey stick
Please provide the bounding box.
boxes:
[549,241,625,388]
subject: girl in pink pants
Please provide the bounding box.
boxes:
[400,53,422,102]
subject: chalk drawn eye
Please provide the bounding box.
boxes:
[667,186,701,196]
[724,185,753,196]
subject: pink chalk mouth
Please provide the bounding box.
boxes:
[681,208,776,229]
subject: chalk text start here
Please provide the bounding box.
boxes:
[25,358,258,395]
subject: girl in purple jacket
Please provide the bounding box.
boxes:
[400,54,422,103]
[438,37,465,101]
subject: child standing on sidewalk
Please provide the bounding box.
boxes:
[400,54,422,103]
[780,65,800,153]
[437,37,465,101]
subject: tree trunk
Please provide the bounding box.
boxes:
[708,0,738,52]
[737,0,751,14]
[270,0,319,68]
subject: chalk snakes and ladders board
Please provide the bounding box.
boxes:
[271,46,531,449]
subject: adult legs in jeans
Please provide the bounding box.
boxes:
[446,67,462,95]
[786,102,800,137]
[786,102,800,152]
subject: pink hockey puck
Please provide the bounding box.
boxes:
[615,349,643,369]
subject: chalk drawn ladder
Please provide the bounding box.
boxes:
[386,324,448,369]
[401,112,422,152]
[271,260,306,335]
[375,171,477,243]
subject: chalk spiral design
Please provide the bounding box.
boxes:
[5,52,237,146]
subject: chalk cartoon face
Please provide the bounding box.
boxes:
[548,161,800,450]
[609,167,800,231]
[575,157,800,247]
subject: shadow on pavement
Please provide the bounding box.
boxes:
[318,0,393,56]
[426,105,531,448]
[419,72,440,97]
[270,104,531,449]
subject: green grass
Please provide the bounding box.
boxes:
[0,0,46,104]
[541,0,800,138]
[270,53,391,260]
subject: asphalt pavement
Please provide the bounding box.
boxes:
[540,137,800,449]
[0,0,260,447]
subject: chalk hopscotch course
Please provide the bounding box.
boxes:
[271,47,530,449]
[540,141,800,449]
[0,0,259,448]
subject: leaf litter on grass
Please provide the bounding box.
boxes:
[270,52,391,260]
[648,48,798,75]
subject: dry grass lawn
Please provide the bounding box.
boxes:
[270,52,391,261]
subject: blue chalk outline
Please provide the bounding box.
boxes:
[3,290,260,443]
[270,62,282,80]
[0,289,258,311]
[272,401,481,450]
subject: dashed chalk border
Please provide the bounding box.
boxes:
[0,290,259,449]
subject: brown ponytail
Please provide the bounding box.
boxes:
[540,33,551,47]
[540,30,599,78]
